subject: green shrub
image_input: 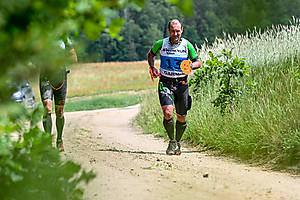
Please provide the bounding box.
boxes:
[0,104,95,200]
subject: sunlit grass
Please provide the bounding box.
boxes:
[64,93,143,112]
[197,17,300,68]
[31,61,160,101]
[67,61,159,97]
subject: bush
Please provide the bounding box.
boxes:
[0,104,95,200]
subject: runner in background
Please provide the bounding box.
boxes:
[147,19,202,155]
[39,37,77,151]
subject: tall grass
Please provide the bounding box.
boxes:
[198,17,300,68]
[137,18,300,170]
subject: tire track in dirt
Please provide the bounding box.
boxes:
[61,105,300,200]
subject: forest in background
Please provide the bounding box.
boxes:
[76,0,300,62]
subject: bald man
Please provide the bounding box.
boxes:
[147,19,202,155]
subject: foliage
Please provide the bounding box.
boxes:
[79,0,300,62]
[190,49,250,114]
[0,0,147,102]
[0,104,96,200]
[0,0,146,199]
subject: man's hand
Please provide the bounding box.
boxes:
[191,60,202,70]
[149,67,159,82]
[151,67,159,78]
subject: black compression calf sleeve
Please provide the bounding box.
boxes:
[163,118,174,140]
[56,116,65,141]
[43,113,52,133]
[176,120,187,142]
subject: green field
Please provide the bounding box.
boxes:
[64,93,144,112]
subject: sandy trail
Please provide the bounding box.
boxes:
[61,105,300,200]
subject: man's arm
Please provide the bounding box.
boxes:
[191,59,202,70]
[147,50,159,78]
[187,40,202,70]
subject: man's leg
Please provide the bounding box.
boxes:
[53,77,67,151]
[162,105,174,140]
[174,83,189,155]
[159,81,177,155]
[42,99,52,134]
[55,105,65,143]
[174,114,187,155]
[162,106,177,155]
[176,114,187,140]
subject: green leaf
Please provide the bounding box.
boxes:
[167,0,193,17]
[108,18,124,38]
[84,21,101,40]
[30,104,43,128]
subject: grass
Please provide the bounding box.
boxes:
[65,61,158,97]
[30,61,159,110]
[31,60,160,100]
[64,93,143,112]
[136,18,300,172]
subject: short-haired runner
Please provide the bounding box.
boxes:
[147,19,202,155]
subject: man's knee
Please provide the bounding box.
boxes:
[162,105,173,120]
[176,113,186,122]
[43,100,52,114]
[55,105,65,118]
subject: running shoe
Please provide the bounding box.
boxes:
[175,142,181,155]
[166,140,177,155]
[56,139,64,152]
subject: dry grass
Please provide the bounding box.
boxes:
[32,60,160,99]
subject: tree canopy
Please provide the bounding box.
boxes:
[77,0,299,62]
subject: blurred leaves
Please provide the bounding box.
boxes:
[0,105,96,200]
[167,0,193,17]
[0,0,147,102]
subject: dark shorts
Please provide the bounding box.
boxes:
[39,76,67,105]
[158,76,192,116]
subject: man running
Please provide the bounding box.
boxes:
[147,19,202,155]
[39,37,77,151]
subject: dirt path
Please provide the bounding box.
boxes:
[61,105,300,200]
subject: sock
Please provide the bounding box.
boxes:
[163,118,174,140]
[43,113,52,133]
[56,116,65,141]
[176,120,187,142]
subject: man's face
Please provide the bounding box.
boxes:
[168,23,183,44]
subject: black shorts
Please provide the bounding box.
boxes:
[39,76,67,105]
[158,76,192,116]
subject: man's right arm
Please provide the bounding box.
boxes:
[148,40,163,78]
[147,50,155,68]
[147,50,159,78]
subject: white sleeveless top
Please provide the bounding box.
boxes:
[160,37,188,78]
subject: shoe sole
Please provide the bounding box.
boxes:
[166,152,175,155]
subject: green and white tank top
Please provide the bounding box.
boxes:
[151,37,198,78]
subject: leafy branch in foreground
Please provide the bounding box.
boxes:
[0,104,96,200]
[190,49,251,114]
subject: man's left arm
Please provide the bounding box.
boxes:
[187,41,202,70]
